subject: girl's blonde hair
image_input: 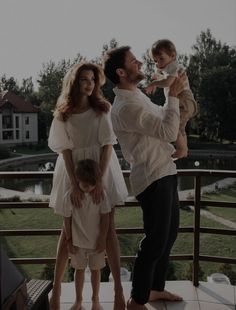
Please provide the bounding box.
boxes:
[54,62,110,121]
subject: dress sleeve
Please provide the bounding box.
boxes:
[48,117,74,153]
[98,111,117,146]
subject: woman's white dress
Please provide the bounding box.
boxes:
[48,109,128,217]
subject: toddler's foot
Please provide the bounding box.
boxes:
[149,290,182,301]
[172,148,188,159]
[127,297,148,310]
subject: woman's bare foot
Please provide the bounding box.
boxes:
[127,297,148,310]
[49,286,61,310]
[114,292,126,310]
[69,300,82,310]
[149,290,182,302]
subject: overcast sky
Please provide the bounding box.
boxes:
[0,0,235,86]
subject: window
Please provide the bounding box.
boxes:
[15,116,19,128]
[2,131,14,140]
[25,131,30,139]
[16,130,19,140]
[2,116,13,129]
[25,117,29,125]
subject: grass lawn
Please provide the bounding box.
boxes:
[202,184,236,222]
[1,186,235,282]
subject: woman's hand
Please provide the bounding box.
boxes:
[70,185,84,208]
[90,182,104,204]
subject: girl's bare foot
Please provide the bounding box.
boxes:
[91,300,102,310]
[149,290,182,301]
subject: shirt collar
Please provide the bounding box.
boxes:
[113,86,141,97]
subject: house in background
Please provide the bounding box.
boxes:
[0,91,39,146]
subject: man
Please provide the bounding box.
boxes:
[104,46,185,309]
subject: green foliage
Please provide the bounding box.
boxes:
[184,263,205,281]
[41,263,55,280]
[166,261,177,280]
[219,263,236,285]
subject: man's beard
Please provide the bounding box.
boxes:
[126,69,145,84]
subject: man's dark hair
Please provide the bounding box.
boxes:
[76,159,102,186]
[103,46,131,85]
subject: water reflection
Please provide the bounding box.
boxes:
[0,156,235,194]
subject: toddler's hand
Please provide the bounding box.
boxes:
[144,83,157,95]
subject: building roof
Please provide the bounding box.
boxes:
[0,91,39,113]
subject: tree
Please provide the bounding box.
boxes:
[37,54,85,138]
[0,75,20,93]
[184,262,205,281]
[187,29,236,141]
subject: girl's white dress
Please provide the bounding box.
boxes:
[48,108,128,217]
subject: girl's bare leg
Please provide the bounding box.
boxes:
[91,269,101,310]
[50,228,68,310]
[106,208,125,310]
[69,269,85,310]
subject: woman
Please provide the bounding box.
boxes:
[48,62,128,310]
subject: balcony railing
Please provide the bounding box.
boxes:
[0,169,236,286]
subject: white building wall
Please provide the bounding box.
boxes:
[0,112,38,145]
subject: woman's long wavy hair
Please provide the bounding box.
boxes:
[54,62,110,121]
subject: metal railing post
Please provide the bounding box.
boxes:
[193,174,201,286]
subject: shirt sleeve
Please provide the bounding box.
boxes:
[48,117,74,153]
[118,97,180,142]
[98,111,117,146]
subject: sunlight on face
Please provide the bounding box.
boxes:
[78,70,95,96]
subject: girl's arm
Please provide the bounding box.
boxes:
[96,213,110,253]
[62,149,83,208]
[63,216,76,254]
[92,144,113,204]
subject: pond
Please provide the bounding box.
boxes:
[0,153,236,195]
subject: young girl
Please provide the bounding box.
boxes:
[145,39,198,159]
[64,159,111,310]
[48,62,128,310]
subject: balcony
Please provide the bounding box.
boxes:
[0,169,236,309]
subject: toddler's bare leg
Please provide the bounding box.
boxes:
[91,269,101,310]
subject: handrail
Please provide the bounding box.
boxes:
[0,169,236,286]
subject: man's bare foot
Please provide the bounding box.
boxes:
[127,297,148,310]
[149,290,182,302]
[114,292,126,310]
